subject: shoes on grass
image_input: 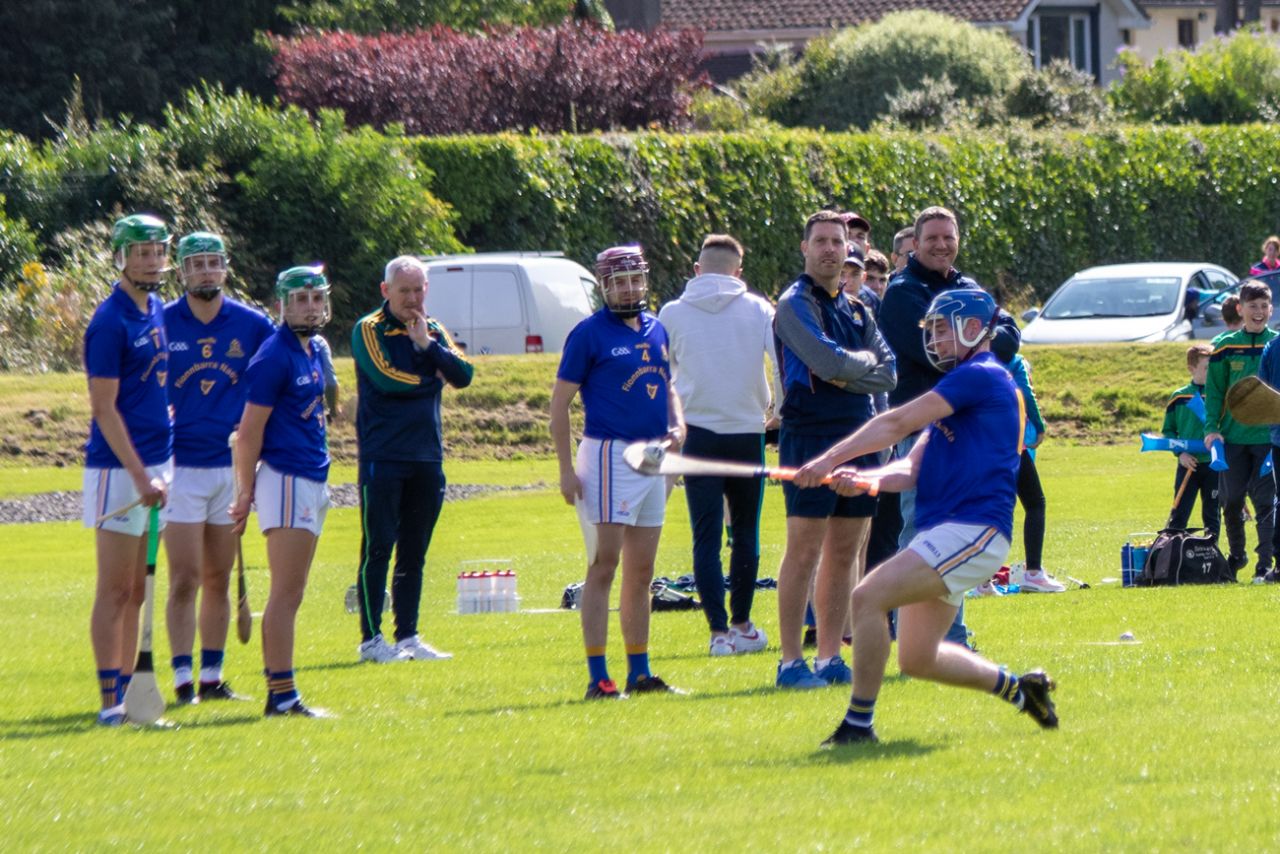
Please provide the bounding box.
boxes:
[198,681,249,702]
[174,682,198,705]
[970,581,1004,598]
[776,660,826,690]
[1021,570,1066,593]
[627,674,684,695]
[359,634,411,663]
[1018,670,1058,729]
[396,635,453,660]
[709,635,735,657]
[96,706,126,727]
[584,679,626,700]
[264,699,331,718]
[821,721,879,747]
[815,656,852,685]
[729,623,768,654]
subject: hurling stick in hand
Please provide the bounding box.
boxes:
[229,430,253,644]
[124,507,166,725]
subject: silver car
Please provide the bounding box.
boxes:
[1021,262,1238,344]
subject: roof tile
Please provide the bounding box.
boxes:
[661,0,1036,31]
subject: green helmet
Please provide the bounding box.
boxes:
[111,214,171,254]
[177,231,226,263]
[275,264,329,298]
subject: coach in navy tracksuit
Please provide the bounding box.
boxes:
[878,206,1019,646]
[351,256,473,664]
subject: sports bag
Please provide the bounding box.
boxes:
[1139,528,1230,586]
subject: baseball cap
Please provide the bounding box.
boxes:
[841,212,871,232]
[843,246,865,269]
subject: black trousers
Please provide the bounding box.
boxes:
[1168,462,1220,537]
[1016,450,1046,569]
[356,459,446,642]
[1222,443,1274,572]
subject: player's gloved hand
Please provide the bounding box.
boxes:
[1178,452,1198,471]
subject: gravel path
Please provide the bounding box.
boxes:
[0,481,548,525]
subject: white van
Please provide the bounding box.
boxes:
[421,252,598,354]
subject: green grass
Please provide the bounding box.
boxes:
[2,444,1276,849]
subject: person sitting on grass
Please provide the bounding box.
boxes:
[794,289,1057,745]
[1164,343,1220,539]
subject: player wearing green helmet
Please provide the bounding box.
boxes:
[176,232,227,302]
[111,213,172,293]
[275,265,331,337]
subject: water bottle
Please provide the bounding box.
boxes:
[1122,543,1134,588]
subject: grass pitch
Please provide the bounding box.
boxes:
[2,445,1277,850]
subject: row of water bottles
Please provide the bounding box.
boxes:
[456,560,520,614]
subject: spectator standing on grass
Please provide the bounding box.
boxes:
[1221,295,1243,333]
[162,232,273,706]
[83,214,173,726]
[1252,327,1280,580]
[1250,236,1280,277]
[876,206,1020,646]
[862,249,891,308]
[550,244,686,699]
[1007,354,1062,593]
[1204,281,1277,581]
[350,256,473,664]
[772,210,896,689]
[1163,344,1220,540]
[795,289,1058,746]
[229,265,334,717]
[658,234,779,657]
[890,227,916,275]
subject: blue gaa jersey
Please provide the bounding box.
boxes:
[915,352,1023,540]
[244,326,330,483]
[164,297,275,468]
[83,284,172,468]
[557,308,670,441]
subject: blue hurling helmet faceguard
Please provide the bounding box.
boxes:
[922,289,998,372]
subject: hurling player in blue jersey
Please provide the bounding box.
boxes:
[795,290,1059,746]
[550,245,686,700]
[162,232,274,705]
[229,266,333,718]
[83,214,173,726]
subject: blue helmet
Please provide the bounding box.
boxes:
[922,289,997,372]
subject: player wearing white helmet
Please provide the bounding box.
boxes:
[796,289,1058,746]
[550,244,687,699]
[162,232,274,705]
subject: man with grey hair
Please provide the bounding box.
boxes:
[351,255,474,663]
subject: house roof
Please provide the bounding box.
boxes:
[661,0,1038,30]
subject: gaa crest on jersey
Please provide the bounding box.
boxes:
[646,383,659,399]
[200,379,215,395]
[157,370,168,387]
[227,339,244,358]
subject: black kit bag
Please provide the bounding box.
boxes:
[1139,528,1230,586]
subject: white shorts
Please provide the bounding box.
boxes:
[164,466,236,526]
[83,459,174,537]
[908,523,1011,607]
[254,462,330,537]
[577,437,667,527]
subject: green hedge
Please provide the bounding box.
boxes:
[414,126,1280,305]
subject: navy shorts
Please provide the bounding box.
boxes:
[780,430,879,519]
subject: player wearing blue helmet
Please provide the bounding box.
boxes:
[795,289,1059,746]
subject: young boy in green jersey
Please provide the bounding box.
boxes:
[1164,343,1219,539]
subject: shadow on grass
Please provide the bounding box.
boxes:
[0,712,263,741]
[445,684,782,718]
[298,660,366,673]
[804,738,938,763]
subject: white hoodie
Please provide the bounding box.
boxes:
[657,273,781,435]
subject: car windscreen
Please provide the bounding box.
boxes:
[1041,276,1183,319]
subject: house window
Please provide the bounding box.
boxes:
[1120,28,1132,45]
[1027,12,1093,74]
[1177,18,1196,48]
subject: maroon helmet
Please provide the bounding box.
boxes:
[594,244,649,319]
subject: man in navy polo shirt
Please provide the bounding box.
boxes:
[230,265,334,718]
[162,232,273,705]
[550,245,686,700]
[773,210,896,690]
[83,213,173,726]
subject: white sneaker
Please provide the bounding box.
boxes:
[359,635,411,663]
[970,581,1003,597]
[1021,570,1066,593]
[395,635,453,661]
[729,623,768,654]
[709,634,735,656]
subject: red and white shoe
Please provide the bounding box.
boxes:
[1021,569,1066,593]
[729,623,768,654]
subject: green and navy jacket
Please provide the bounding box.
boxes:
[1162,382,1210,463]
[1205,326,1278,445]
[351,302,474,462]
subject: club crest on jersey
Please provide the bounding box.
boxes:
[200,379,215,395]
[646,383,659,399]
[227,339,244,358]
[157,370,168,387]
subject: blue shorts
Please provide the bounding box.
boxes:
[780,430,878,519]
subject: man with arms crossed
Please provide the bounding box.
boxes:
[163,232,273,703]
[658,234,778,656]
[351,256,473,663]
[796,290,1057,745]
[551,245,686,699]
[773,211,896,689]
[84,214,173,725]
